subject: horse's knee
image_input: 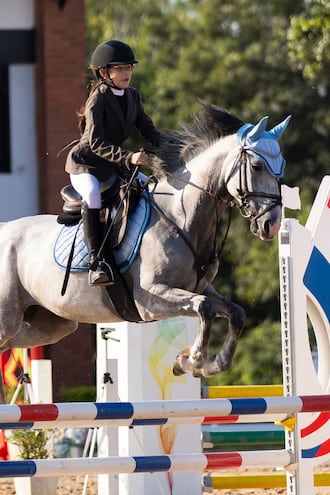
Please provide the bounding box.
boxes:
[217,352,233,371]
[230,304,245,333]
[199,298,216,321]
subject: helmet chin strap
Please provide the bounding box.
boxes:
[105,68,123,91]
[96,68,125,94]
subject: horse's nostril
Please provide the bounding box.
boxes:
[263,217,281,239]
[264,220,270,236]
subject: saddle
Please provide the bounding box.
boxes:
[56,174,146,321]
[57,174,141,249]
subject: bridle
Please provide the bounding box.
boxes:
[148,143,282,222]
[227,146,282,222]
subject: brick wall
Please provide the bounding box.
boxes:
[34,0,95,398]
[35,0,87,214]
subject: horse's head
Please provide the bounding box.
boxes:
[224,115,291,240]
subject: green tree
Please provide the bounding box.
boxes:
[84,0,329,384]
[207,321,283,386]
[288,0,330,85]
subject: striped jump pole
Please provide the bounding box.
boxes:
[0,450,292,478]
[0,411,288,431]
[0,395,329,424]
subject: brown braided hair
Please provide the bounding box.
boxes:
[76,80,104,136]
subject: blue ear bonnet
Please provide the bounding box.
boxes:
[237,115,291,178]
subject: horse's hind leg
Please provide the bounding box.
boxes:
[173,285,245,377]
[0,308,77,403]
[6,306,78,349]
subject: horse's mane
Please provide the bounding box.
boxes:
[151,102,244,178]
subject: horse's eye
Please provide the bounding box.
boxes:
[251,161,264,171]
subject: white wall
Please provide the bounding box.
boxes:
[0,1,38,221]
[0,0,35,28]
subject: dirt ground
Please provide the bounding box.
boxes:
[1,463,329,495]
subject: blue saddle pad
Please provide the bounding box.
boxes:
[53,196,150,274]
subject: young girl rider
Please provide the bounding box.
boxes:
[65,40,167,287]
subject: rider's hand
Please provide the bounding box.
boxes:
[131,150,150,166]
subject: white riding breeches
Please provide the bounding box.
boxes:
[70,173,102,209]
[70,170,148,209]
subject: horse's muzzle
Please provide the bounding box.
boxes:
[250,210,281,240]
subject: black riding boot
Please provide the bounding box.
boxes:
[81,202,115,286]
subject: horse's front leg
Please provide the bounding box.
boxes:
[201,285,245,376]
[173,285,245,378]
[172,296,215,377]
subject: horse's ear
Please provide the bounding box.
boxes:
[269,115,292,140]
[247,116,269,141]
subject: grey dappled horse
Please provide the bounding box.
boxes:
[0,105,291,402]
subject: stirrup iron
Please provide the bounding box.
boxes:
[88,260,115,287]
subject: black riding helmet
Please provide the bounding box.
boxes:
[90,40,138,80]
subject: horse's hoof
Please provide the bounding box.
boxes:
[173,347,193,376]
[172,361,186,376]
[192,368,204,378]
